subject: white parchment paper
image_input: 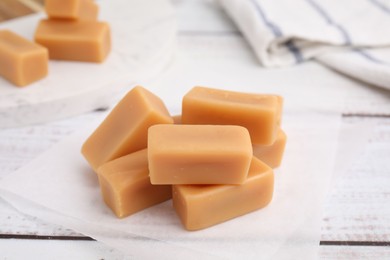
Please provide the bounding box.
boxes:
[0,108,349,259]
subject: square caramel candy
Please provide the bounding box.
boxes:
[253,129,287,168]
[148,124,253,185]
[45,0,99,20]
[0,30,48,87]
[172,156,274,231]
[82,86,173,171]
[35,19,111,63]
[97,149,171,218]
[182,86,283,145]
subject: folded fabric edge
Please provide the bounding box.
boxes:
[316,50,390,91]
[217,0,390,77]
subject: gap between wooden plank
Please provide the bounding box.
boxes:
[321,241,390,247]
[1,234,390,247]
[0,234,94,241]
[342,113,390,118]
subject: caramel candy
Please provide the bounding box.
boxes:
[97,149,171,218]
[45,0,98,20]
[172,115,181,124]
[82,86,173,171]
[0,30,48,87]
[253,129,287,168]
[148,124,252,185]
[35,19,111,63]
[182,86,283,145]
[173,156,274,230]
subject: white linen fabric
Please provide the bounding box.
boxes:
[218,0,390,90]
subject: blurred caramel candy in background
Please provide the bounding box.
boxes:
[45,0,99,20]
[36,0,111,63]
[0,30,48,86]
[35,19,111,62]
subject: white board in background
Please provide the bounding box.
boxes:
[0,0,176,128]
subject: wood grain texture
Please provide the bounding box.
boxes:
[321,116,390,243]
[320,245,390,260]
[0,111,102,238]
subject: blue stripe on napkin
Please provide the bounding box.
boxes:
[250,0,282,37]
[285,40,304,63]
[250,0,303,63]
[355,49,390,65]
[303,0,390,65]
[304,0,352,45]
[368,0,390,15]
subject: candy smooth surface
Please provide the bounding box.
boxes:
[97,149,171,218]
[82,86,173,171]
[253,129,287,168]
[148,124,253,185]
[182,86,283,145]
[45,0,98,20]
[35,19,111,63]
[0,30,48,87]
[172,156,274,230]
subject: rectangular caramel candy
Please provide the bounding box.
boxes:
[97,149,171,218]
[253,129,287,168]
[148,124,252,185]
[82,86,173,171]
[35,19,110,63]
[172,156,274,230]
[172,115,286,168]
[45,0,98,20]
[182,86,283,145]
[0,30,48,87]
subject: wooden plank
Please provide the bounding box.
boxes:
[342,85,390,117]
[0,239,126,259]
[0,112,101,238]
[320,245,390,259]
[0,112,101,174]
[321,116,390,242]
[0,197,81,237]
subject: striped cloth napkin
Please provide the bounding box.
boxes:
[218,0,390,91]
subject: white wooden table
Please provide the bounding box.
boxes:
[1,0,389,259]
